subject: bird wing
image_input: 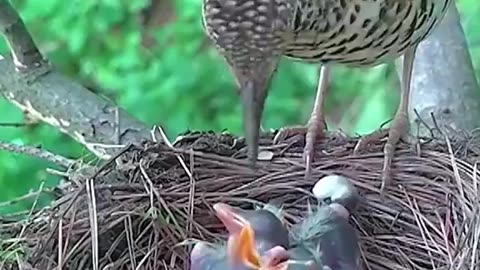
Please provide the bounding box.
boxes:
[290,205,337,244]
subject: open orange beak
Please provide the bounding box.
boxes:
[233,224,290,270]
[236,223,262,268]
[214,203,313,270]
[234,225,316,270]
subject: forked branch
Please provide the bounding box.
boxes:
[0,0,153,159]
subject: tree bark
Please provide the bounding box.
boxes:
[0,0,152,158]
[400,2,480,137]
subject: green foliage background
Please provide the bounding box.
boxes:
[0,0,479,214]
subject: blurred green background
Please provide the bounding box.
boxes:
[0,0,479,215]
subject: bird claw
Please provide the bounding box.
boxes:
[273,126,312,173]
[352,129,389,155]
[354,113,411,195]
[273,126,309,144]
[273,122,327,177]
[303,149,313,179]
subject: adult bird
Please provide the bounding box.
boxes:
[190,202,294,269]
[201,0,452,192]
[288,174,363,270]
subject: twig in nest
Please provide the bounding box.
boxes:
[446,136,466,218]
[58,219,63,270]
[135,248,155,270]
[125,216,137,269]
[0,186,60,209]
[89,143,133,180]
[34,195,77,262]
[151,126,196,242]
[431,112,445,137]
[138,161,186,240]
[0,140,75,168]
[151,126,194,179]
[413,109,436,139]
[0,180,45,269]
[85,178,99,270]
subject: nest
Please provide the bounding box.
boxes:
[1,130,480,270]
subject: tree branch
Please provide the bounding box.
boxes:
[0,0,46,70]
[399,2,480,136]
[0,140,75,168]
[0,0,153,158]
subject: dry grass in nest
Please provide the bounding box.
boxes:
[1,130,480,270]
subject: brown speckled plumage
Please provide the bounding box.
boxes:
[203,0,450,66]
[201,0,452,192]
[284,0,451,65]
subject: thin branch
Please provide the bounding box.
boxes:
[0,1,154,159]
[0,122,30,127]
[0,140,75,168]
[0,185,58,208]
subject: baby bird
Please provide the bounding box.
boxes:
[288,175,363,270]
[190,202,293,269]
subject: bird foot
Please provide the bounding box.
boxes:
[353,129,390,155]
[273,125,310,144]
[353,113,411,195]
[273,120,327,177]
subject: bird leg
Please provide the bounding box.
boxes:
[353,46,417,194]
[273,65,330,176]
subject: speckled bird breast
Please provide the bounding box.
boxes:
[284,0,452,66]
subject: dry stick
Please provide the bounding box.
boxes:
[469,211,480,270]
[41,198,86,265]
[449,204,478,267]
[436,210,454,266]
[138,162,184,239]
[473,162,478,197]
[61,201,79,269]
[0,140,94,220]
[0,122,30,127]
[452,209,477,270]
[446,137,467,219]
[135,248,155,270]
[0,187,60,208]
[89,143,133,179]
[188,149,195,236]
[86,178,99,270]
[0,140,75,168]
[0,180,45,268]
[152,126,194,180]
[125,216,137,269]
[140,160,156,221]
[58,219,63,270]
[151,126,196,242]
